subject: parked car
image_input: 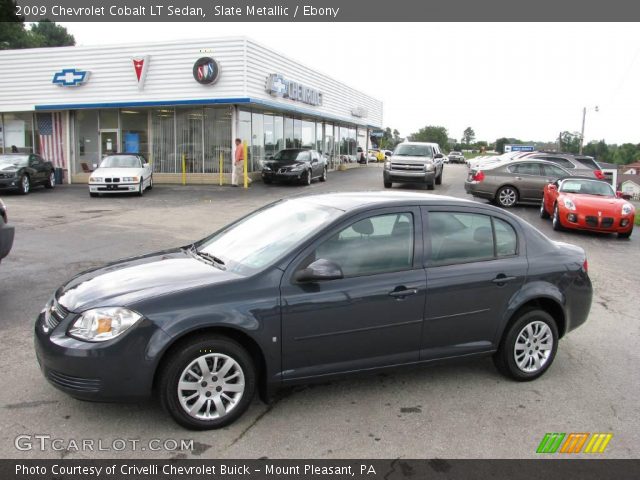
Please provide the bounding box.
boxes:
[541,177,635,238]
[369,149,385,162]
[525,152,605,179]
[0,153,56,195]
[383,142,445,190]
[465,159,572,208]
[35,192,592,429]
[88,154,152,197]
[448,151,465,164]
[0,198,14,264]
[261,149,327,185]
[356,147,367,164]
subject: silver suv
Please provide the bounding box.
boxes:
[383,142,445,190]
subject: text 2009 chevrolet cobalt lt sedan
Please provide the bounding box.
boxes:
[35,192,592,429]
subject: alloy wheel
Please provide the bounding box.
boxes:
[177,353,245,421]
[21,175,30,194]
[49,172,56,188]
[513,321,553,373]
[498,187,517,207]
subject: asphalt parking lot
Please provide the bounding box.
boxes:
[1,164,638,459]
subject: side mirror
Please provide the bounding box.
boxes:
[434,153,444,159]
[616,191,624,198]
[294,259,344,283]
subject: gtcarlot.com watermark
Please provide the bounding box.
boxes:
[15,434,194,452]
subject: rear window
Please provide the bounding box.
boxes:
[574,157,600,169]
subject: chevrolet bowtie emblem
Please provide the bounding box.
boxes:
[52,68,90,87]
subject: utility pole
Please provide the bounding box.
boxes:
[579,107,586,154]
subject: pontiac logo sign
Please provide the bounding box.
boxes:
[193,57,221,85]
[132,56,150,90]
[266,74,323,106]
[52,68,90,87]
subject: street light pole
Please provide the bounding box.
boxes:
[579,107,586,154]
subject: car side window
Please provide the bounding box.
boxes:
[543,164,567,178]
[428,212,494,266]
[493,218,517,257]
[510,163,541,176]
[311,213,414,277]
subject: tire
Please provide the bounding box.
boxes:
[493,308,559,381]
[302,169,311,186]
[383,181,392,189]
[147,175,153,190]
[19,174,30,195]
[137,179,144,197]
[496,186,518,208]
[319,167,327,182]
[618,227,633,239]
[539,201,550,219]
[435,169,443,185]
[263,178,272,184]
[552,204,564,231]
[426,178,435,190]
[45,170,55,189]
[159,336,256,430]
[89,192,98,198]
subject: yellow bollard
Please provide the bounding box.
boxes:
[219,152,223,186]
[182,154,186,186]
[243,141,249,189]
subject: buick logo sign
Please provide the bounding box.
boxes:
[193,57,220,85]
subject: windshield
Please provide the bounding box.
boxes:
[449,151,461,155]
[560,179,615,196]
[0,155,28,167]
[197,200,343,274]
[99,155,141,168]
[272,150,310,162]
[394,144,433,157]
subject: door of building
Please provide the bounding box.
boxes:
[99,130,119,159]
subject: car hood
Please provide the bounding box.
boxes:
[56,249,242,312]
[390,156,433,163]
[0,165,19,172]
[563,193,627,212]
[263,160,306,168]
[92,167,144,177]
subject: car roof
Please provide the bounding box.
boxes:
[400,141,439,147]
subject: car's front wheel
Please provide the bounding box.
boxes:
[147,175,153,190]
[435,169,443,185]
[383,181,392,188]
[618,227,633,239]
[159,336,256,430]
[552,204,564,231]
[302,169,311,186]
[45,170,56,189]
[137,179,144,197]
[493,309,558,381]
[539,201,550,219]
[319,167,327,182]
[19,174,30,195]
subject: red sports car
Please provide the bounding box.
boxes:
[541,177,635,238]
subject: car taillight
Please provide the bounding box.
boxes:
[472,170,485,182]
[594,170,605,179]
[583,259,588,273]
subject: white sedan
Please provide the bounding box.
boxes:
[88,154,153,197]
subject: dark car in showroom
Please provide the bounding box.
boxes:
[261,149,327,185]
[35,192,592,430]
[0,153,56,195]
[0,198,14,264]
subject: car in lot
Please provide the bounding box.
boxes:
[261,149,328,185]
[525,152,605,179]
[88,154,152,197]
[383,142,445,190]
[0,153,56,195]
[35,192,592,430]
[448,151,465,164]
[541,177,635,238]
[0,198,14,265]
[465,159,573,208]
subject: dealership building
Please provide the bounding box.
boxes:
[0,37,382,183]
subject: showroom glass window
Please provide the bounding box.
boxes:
[176,107,204,173]
[2,112,34,154]
[312,213,415,277]
[301,120,315,149]
[204,106,231,173]
[120,109,149,160]
[284,117,294,148]
[293,118,302,148]
[316,123,323,152]
[74,110,99,173]
[251,112,265,171]
[151,108,175,173]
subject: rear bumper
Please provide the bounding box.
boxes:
[0,221,14,260]
[464,181,494,200]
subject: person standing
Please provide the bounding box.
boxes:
[232,138,244,187]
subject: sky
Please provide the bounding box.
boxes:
[59,22,640,145]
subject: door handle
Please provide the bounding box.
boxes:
[389,287,419,298]
[492,275,517,285]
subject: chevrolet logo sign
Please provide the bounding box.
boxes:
[52,68,90,87]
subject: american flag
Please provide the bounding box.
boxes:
[37,112,66,169]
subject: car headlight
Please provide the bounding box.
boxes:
[425,163,435,172]
[384,161,390,169]
[622,203,634,215]
[122,177,139,182]
[68,307,142,342]
[290,164,304,172]
[563,198,576,211]
[262,166,271,172]
[89,177,102,183]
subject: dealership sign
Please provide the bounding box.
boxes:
[52,68,90,87]
[131,56,150,90]
[266,74,323,106]
[193,57,221,85]
[504,144,534,152]
[351,107,368,118]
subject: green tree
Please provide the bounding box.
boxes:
[559,131,581,154]
[30,20,75,47]
[583,140,611,163]
[393,129,401,145]
[611,143,640,165]
[462,127,475,146]
[0,0,30,50]
[409,126,448,151]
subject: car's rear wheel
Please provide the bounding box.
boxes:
[159,336,256,430]
[539,201,550,219]
[45,170,56,189]
[320,167,327,182]
[493,309,558,381]
[496,186,518,208]
[19,174,30,195]
[552,204,564,231]
[618,227,633,239]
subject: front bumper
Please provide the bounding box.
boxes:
[34,305,171,401]
[383,169,434,183]
[261,170,305,182]
[558,208,634,234]
[0,221,15,260]
[0,177,19,190]
[89,183,138,193]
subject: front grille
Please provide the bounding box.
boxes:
[585,216,598,227]
[44,299,68,330]
[390,163,424,171]
[278,168,289,174]
[105,178,112,183]
[0,173,13,179]
[601,217,614,228]
[47,370,101,393]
